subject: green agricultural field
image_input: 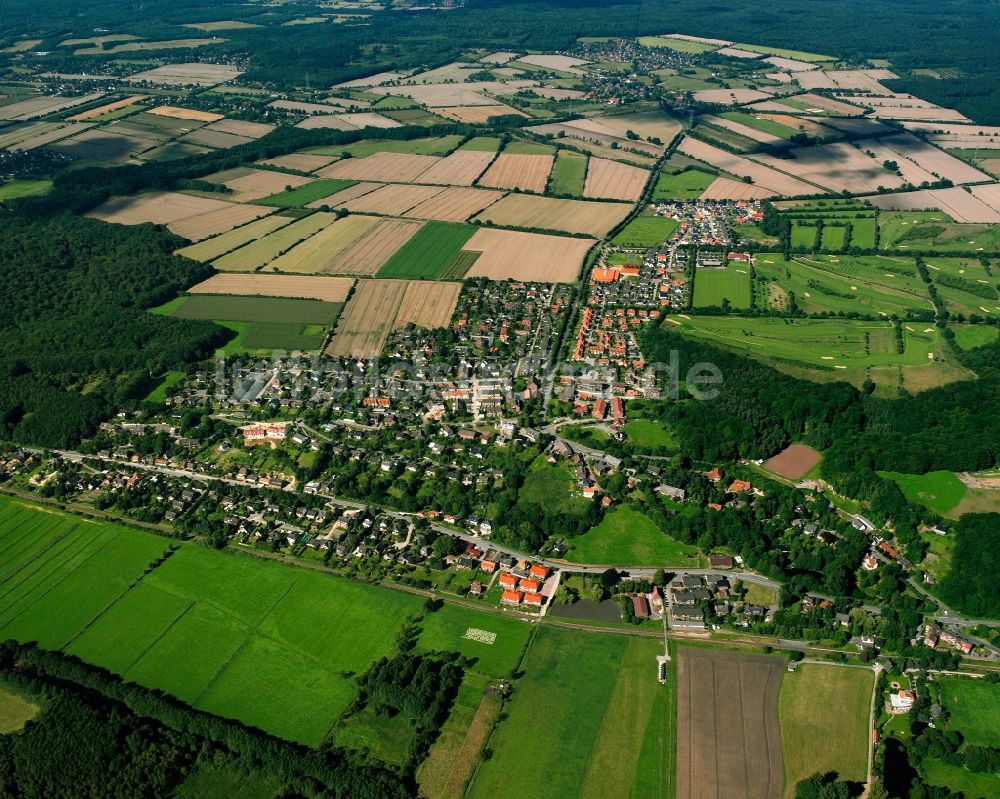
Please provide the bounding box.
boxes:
[669,315,970,393]
[468,627,672,799]
[651,168,717,201]
[549,150,588,196]
[624,418,676,450]
[718,111,800,139]
[732,43,835,61]
[753,254,934,317]
[377,221,476,279]
[878,470,968,516]
[0,179,52,200]
[564,506,701,567]
[255,179,356,207]
[610,215,680,247]
[693,266,751,309]
[880,211,1000,253]
[0,684,38,734]
[417,604,531,678]
[638,36,717,54]
[459,136,502,152]
[309,135,463,158]
[0,496,430,746]
[779,664,874,798]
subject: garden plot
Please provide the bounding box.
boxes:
[463,228,593,282]
[479,153,554,192]
[583,157,649,201]
[473,194,630,236]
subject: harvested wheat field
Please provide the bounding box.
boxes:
[750,142,904,194]
[396,281,462,328]
[583,157,649,201]
[700,177,776,200]
[414,150,495,186]
[175,216,296,262]
[693,88,772,105]
[676,648,784,799]
[678,137,816,196]
[212,213,339,271]
[437,104,526,124]
[147,105,223,122]
[318,152,439,183]
[594,110,681,145]
[167,203,276,242]
[406,187,505,222]
[702,115,789,147]
[474,194,629,236]
[305,182,383,208]
[479,153,554,192]
[969,183,1000,214]
[205,119,274,139]
[321,218,425,275]
[87,191,236,225]
[68,95,146,121]
[267,215,382,273]
[864,188,1000,224]
[188,274,355,302]
[326,279,410,358]
[876,133,992,185]
[338,184,445,216]
[206,168,314,201]
[259,153,338,172]
[763,443,821,480]
[464,228,594,282]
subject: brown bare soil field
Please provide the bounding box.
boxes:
[267,215,382,273]
[415,151,495,186]
[321,218,424,275]
[68,95,146,121]
[405,187,505,222]
[864,188,1000,224]
[338,183,445,215]
[147,105,223,122]
[437,104,525,124]
[318,152,440,183]
[188,273,354,302]
[474,193,629,236]
[678,137,817,196]
[479,153,554,192]
[750,142,904,194]
[693,88,772,105]
[877,133,991,185]
[259,153,338,172]
[167,204,276,242]
[207,168,314,201]
[675,648,784,799]
[206,119,274,139]
[464,228,594,283]
[397,281,462,328]
[583,157,650,201]
[305,182,384,208]
[326,279,410,358]
[763,443,822,480]
[700,177,776,200]
[87,191,236,225]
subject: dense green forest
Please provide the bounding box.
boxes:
[0,642,411,798]
[5,0,1000,121]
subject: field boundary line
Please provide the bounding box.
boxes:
[0,512,65,575]
[0,507,44,554]
[121,600,197,681]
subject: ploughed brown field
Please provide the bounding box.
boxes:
[675,648,784,799]
[763,443,822,480]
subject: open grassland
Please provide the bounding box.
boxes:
[0,685,38,734]
[584,157,649,201]
[938,676,1000,748]
[0,495,427,746]
[668,316,971,393]
[175,216,295,262]
[652,168,717,201]
[463,228,593,282]
[611,215,679,247]
[564,507,701,567]
[548,150,588,195]
[479,153,554,192]
[0,179,52,200]
[255,179,356,207]
[474,193,630,237]
[778,664,874,798]
[879,470,968,516]
[922,760,1000,799]
[326,279,409,358]
[212,212,338,272]
[418,605,531,678]
[880,211,1000,253]
[953,324,1000,350]
[188,274,354,302]
[377,221,476,279]
[469,627,672,799]
[676,648,784,799]
[694,266,752,308]
[256,215,380,274]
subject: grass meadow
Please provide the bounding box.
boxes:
[417,603,531,678]
[651,168,715,201]
[693,266,752,308]
[610,215,680,247]
[548,150,588,196]
[778,664,874,798]
[878,470,968,516]
[564,506,701,567]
